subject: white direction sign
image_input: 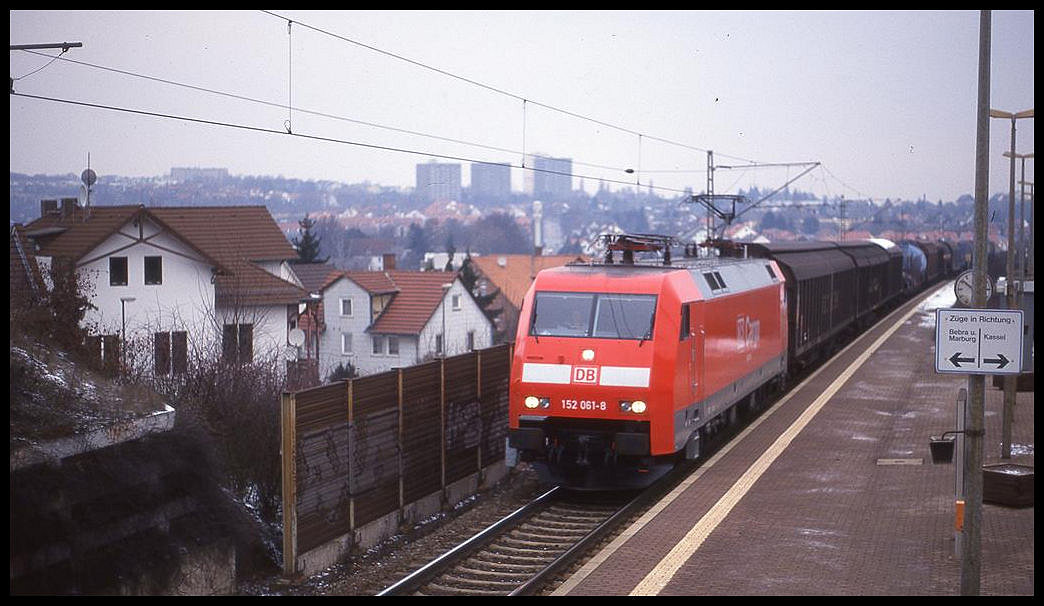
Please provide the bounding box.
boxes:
[935,308,1024,375]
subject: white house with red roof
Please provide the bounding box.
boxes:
[315,269,493,379]
[12,198,306,375]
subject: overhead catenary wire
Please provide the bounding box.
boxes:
[14,49,634,176]
[13,15,836,201]
[259,10,761,166]
[10,90,704,199]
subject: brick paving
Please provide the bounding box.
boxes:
[558,287,1034,596]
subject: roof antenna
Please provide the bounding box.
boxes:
[80,153,96,222]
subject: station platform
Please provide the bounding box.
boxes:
[554,282,1034,596]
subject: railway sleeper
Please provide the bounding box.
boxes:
[436,573,522,591]
[488,544,560,560]
[508,529,580,545]
[420,581,515,597]
[499,535,569,551]
[527,517,601,532]
[467,554,549,572]
[519,522,592,537]
[454,564,539,581]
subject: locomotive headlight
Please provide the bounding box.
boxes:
[524,396,540,409]
[581,349,595,361]
[619,400,647,414]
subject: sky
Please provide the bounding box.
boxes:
[9,10,1035,204]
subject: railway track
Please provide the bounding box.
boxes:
[377,386,775,597]
[377,484,654,596]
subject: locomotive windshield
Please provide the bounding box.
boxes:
[530,292,657,340]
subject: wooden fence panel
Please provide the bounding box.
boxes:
[479,344,511,465]
[444,353,479,485]
[292,383,349,554]
[400,361,443,503]
[349,373,400,527]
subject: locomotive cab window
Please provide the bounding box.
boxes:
[680,304,691,340]
[531,291,657,340]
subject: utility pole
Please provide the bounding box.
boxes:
[961,9,990,596]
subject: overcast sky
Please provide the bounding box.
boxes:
[9,10,1035,204]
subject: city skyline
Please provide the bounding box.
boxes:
[10,10,1035,203]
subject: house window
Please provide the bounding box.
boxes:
[467,330,475,351]
[372,335,383,355]
[452,294,461,311]
[154,331,188,375]
[222,323,253,363]
[144,255,163,285]
[110,256,128,286]
[341,332,353,354]
[387,336,399,356]
[340,298,353,316]
[435,333,444,355]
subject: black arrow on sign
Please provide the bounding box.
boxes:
[949,352,976,367]
[982,354,1010,369]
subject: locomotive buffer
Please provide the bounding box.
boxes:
[935,308,1024,375]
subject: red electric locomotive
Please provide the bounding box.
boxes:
[508,236,788,489]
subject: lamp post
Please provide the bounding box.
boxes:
[989,108,1032,461]
[1022,181,1034,278]
[1002,152,1033,288]
[120,296,136,373]
[441,283,452,357]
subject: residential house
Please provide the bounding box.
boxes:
[12,198,306,375]
[316,269,493,379]
[469,254,587,342]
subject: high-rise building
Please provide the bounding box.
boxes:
[524,155,572,200]
[416,161,461,203]
[470,162,511,199]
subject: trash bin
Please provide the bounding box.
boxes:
[929,435,956,464]
[982,464,1034,507]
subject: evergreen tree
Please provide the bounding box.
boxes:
[459,251,502,322]
[292,214,328,264]
[444,234,456,271]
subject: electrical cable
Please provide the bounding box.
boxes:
[259,10,761,165]
[10,90,701,199]
[16,49,633,175]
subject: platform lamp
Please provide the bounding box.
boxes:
[990,108,1031,460]
[1002,151,1033,295]
[120,296,136,373]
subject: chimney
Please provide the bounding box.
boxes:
[41,199,59,217]
[382,253,397,270]
[60,197,79,218]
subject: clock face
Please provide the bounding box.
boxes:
[954,270,991,306]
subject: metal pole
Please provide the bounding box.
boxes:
[955,388,967,557]
[962,9,990,596]
[121,299,127,372]
[1001,118,1017,460]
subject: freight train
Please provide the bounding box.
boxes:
[507,234,956,489]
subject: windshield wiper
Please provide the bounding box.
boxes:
[638,315,655,347]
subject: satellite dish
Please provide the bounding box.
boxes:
[81,168,97,188]
[288,328,305,347]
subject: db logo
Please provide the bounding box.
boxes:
[572,366,599,384]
